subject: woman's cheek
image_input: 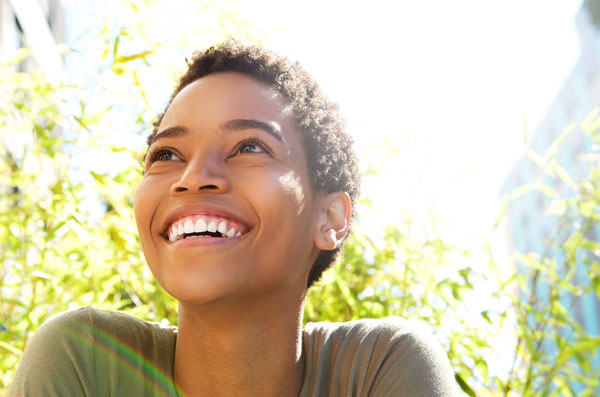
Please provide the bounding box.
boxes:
[134,177,156,240]
[278,171,307,216]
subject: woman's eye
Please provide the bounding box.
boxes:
[238,143,265,154]
[235,138,269,155]
[149,149,181,163]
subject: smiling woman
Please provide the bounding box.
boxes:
[8,40,458,396]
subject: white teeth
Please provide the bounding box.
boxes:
[168,216,245,242]
[168,223,180,241]
[184,220,194,234]
[207,220,217,233]
[195,218,207,233]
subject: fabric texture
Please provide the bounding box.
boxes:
[8,307,458,396]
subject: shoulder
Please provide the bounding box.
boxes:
[8,307,97,396]
[9,307,177,397]
[25,306,176,356]
[304,316,449,365]
[20,305,171,334]
[304,315,415,340]
[301,317,459,397]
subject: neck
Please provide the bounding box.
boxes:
[173,292,306,397]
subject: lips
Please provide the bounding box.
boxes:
[160,204,251,242]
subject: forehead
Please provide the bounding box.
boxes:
[161,72,294,132]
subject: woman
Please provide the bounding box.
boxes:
[9,40,458,396]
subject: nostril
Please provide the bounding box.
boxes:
[199,184,218,190]
[175,186,188,192]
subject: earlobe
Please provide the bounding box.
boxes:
[314,192,352,251]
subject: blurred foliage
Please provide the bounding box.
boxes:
[1,0,600,396]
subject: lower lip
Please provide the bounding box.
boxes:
[165,234,242,248]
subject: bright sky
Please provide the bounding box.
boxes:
[63,0,584,243]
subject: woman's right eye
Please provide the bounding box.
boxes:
[149,148,181,163]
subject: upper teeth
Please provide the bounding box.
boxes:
[168,215,243,241]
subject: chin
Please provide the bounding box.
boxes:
[153,263,248,305]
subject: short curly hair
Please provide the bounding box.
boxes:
[148,40,360,288]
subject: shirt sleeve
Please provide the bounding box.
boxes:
[301,316,459,397]
[366,317,459,396]
[8,306,178,397]
[7,307,100,397]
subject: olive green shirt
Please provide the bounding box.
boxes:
[8,307,458,396]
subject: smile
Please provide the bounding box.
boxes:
[165,214,248,242]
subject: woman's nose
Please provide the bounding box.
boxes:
[170,153,231,195]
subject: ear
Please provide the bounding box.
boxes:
[314,192,352,251]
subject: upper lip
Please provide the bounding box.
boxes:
[158,202,253,239]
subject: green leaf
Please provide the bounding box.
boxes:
[90,171,106,186]
[31,271,52,280]
[6,48,31,65]
[0,341,22,355]
[454,373,476,397]
[546,199,567,216]
[481,310,492,324]
[510,183,537,200]
[543,123,576,161]
[553,163,576,189]
[114,50,153,64]
[528,150,547,171]
[113,32,121,58]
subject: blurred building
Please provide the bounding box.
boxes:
[0,0,65,74]
[502,2,600,387]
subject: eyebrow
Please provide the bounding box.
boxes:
[220,119,284,143]
[149,119,284,146]
[148,126,190,146]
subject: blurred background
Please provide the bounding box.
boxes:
[1,0,599,395]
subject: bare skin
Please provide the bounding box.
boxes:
[134,72,351,396]
[175,292,306,396]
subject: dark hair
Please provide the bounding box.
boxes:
[149,40,360,288]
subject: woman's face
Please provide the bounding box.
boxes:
[134,72,322,304]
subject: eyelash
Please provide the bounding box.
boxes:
[146,137,271,165]
[147,147,179,164]
[234,137,271,156]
